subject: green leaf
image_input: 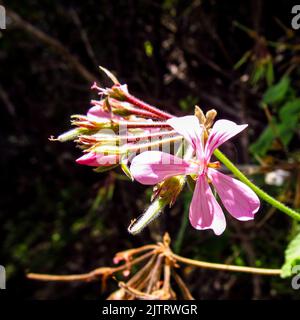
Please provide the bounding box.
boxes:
[249,123,276,156]
[278,118,298,147]
[281,232,300,278]
[234,51,251,70]
[279,99,300,121]
[263,77,290,105]
[179,95,198,112]
[278,99,300,146]
[251,64,265,85]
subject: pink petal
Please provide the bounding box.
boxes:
[87,106,111,121]
[189,175,226,235]
[76,152,119,166]
[205,120,248,160]
[167,116,204,158]
[76,152,99,166]
[130,151,198,185]
[208,169,260,221]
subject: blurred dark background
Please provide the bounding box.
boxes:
[1,0,300,299]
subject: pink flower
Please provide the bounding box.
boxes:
[130,116,260,235]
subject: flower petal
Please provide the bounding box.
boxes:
[189,175,226,235]
[205,120,248,160]
[76,152,119,166]
[87,106,112,121]
[209,169,260,221]
[76,152,99,166]
[167,116,204,158]
[130,151,198,185]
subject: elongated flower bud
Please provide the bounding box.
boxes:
[54,128,88,142]
[128,198,168,235]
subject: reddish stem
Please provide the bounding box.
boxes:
[116,120,171,128]
[124,93,173,120]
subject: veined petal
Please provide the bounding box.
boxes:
[167,116,204,158]
[189,175,226,235]
[205,120,248,160]
[209,169,260,221]
[130,151,198,185]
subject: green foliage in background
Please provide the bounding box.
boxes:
[250,77,300,157]
[282,231,300,278]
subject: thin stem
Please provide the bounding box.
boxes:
[92,99,164,120]
[213,148,300,221]
[172,270,195,300]
[171,253,281,275]
[174,192,191,254]
[80,130,178,144]
[115,120,171,128]
[27,243,282,283]
[123,92,173,120]
[87,135,183,155]
[127,136,183,153]
[27,249,157,282]
[119,105,164,120]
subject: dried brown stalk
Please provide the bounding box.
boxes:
[27,233,282,299]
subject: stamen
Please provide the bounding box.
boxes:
[91,82,101,91]
[208,161,221,169]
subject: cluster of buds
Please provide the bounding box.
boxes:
[52,67,182,177]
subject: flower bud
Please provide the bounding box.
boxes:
[194,105,206,125]
[108,85,128,101]
[153,175,186,206]
[54,127,88,142]
[205,109,217,129]
[128,198,168,235]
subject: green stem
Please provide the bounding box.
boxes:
[174,192,191,254]
[213,148,300,221]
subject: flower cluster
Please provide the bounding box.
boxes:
[53,68,260,236]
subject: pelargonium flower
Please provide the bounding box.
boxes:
[130,116,260,235]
